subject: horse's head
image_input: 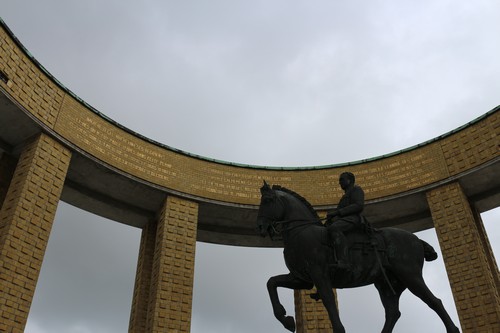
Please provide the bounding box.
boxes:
[257,181,286,239]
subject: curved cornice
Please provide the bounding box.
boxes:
[1,18,499,246]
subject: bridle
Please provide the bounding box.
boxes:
[259,192,324,239]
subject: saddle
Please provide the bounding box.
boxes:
[310,223,389,300]
[329,220,389,268]
[347,230,389,266]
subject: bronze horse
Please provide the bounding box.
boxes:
[257,182,460,333]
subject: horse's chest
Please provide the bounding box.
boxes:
[283,246,317,282]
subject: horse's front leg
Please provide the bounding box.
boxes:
[310,268,345,333]
[267,273,313,332]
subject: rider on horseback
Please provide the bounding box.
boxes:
[326,172,365,269]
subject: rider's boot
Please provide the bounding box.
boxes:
[331,231,351,270]
[334,248,351,270]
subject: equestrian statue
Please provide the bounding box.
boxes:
[257,173,460,333]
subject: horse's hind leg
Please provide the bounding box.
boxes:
[267,273,313,332]
[375,280,405,333]
[404,276,460,333]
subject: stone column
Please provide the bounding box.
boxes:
[129,219,156,332]
[426,182,500,332]
[129,195,198,333]
[295,288,335,333]
[0,134,71,333]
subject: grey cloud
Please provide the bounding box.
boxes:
[2,1,499,332]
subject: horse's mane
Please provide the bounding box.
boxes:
[272,185,319,219]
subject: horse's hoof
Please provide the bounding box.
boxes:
[283,316,296,332]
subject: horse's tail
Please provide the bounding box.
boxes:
[421,240,438,261]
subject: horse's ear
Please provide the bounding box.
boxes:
[261,180,271,193]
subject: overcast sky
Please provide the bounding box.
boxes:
[1,1,499,332]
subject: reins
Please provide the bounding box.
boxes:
[271,218,325,236]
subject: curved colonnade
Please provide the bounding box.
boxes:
[0,19,498,332]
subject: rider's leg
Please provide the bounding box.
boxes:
[327,221,353,268]
[332,232,349,264]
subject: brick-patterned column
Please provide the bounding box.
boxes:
[129,219,156,332]
[471,208,500,292]
[426,182,500,332]
[129,196,198,333]
[295,288,335,332]
[0,133,71,333]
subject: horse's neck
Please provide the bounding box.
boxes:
[282,194,316,222]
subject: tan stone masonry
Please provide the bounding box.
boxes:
[0,134,71,332]
[427,183,500,332]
